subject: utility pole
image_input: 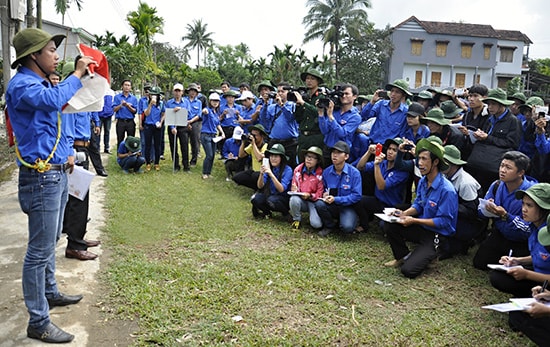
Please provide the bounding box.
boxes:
[1,0,13,96]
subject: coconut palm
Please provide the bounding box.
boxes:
[303,0,371,78]
[54,0,83,25]
[182,19,213,69]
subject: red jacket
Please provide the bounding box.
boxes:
[291,163,324,201]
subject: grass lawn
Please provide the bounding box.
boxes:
[101,155,535,346]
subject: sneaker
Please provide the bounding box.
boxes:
[154,164,160,171]
[225,177,232,182]
[136,168,144,174]
[122,169,129,174]
[146,164,152,172]
[160,155,165,160]
[291,221,300,230]
[318,228,333,237]
[252,206,262,219]
[202,174,209,179]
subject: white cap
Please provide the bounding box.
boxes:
[173,83,184,91]
[209,92,220,101]
[236,90,255,101]
[232,126,244,140]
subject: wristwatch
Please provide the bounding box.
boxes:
[501,212,508,221]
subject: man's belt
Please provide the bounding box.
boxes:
[20,162,70,172]
[301,130,321,136]
[74,140,90,147]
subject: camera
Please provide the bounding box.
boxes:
[317,85,344,109]
[403,144,414,151]
[283,86,309,102]
[267,91,277,99]
[377,90,388,99]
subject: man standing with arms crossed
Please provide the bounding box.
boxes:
[113,79,138,148]
[6,28,96,343]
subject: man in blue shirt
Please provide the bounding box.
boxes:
[472,151,537,270]
[113,79,138,148]
[6,28,96,343]
[185,83,204,166]
[361,79,411,145]
[314,141,362,236]
[97,94,113,153]
[260,82,299,167]
[318,83,361,160]
[384,138,458,278]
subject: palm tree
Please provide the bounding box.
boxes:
[182,19,213,69]
[54,0,84,25]
[302,0,371,78]
[127,2,164,58]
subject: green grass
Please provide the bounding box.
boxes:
[101,154,535,346]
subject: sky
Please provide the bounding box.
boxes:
[41,0,550,66]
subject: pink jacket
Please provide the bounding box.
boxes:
[291,163,324,201]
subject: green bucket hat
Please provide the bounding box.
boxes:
[508,92,527,104]
[440,100,462,119]
[223,89,239,97]
[125,136,141,153]
[385,79,412,97]
[257,80,275,92]
[515,183,550,210]
[300,68,324,84]
[443,145,467,166]
[265,143,288,160]
[149,86,162,95]
[416,138,449,171]
[482,88,514,106]
[11,28,66,69]
[248,124,268,137]
[384,137,404,148]
[426,135,443,145]
[422,108,451,126]
[538,214,550,246]
[302,146,323,162]
[413,90,433,101]
[61,61,75,79]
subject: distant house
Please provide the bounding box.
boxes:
[387,16,532,92]
[42,20,96,62]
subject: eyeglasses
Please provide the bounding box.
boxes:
[305,154,318,160]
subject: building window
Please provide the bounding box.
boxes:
[411,41,423,55]
[483,45,492,60]
[415,71,423,88]
[500,47,515,63]
[455,73,466,88]
[431,71,442,87]
[461,42,474,59]
[436,41,448,57]
[475,75,480,84]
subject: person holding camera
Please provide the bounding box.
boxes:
[233,124,269,190]
[294,68,326,161]
[317,83,362,165]
[361,79,411,146]
[259,82,299,168]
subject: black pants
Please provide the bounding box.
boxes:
[62,146,90,251]
[233,169,260,190]
[489,270,539,298]
[116,118,136,148]
[268,138,298,168]
[509,311,550,347]
[386,223,445,278]
[168,126,190,170]
[472,230,530,270]
[225,158,246,178]
[89,122,106,173]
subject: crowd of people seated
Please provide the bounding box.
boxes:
[112,73,550,346]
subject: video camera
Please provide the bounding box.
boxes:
[267,91,277,99]
[317,85,344,109]
[283,86,309,102]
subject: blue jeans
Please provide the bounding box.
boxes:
[98,116,112,151]
[314,200,358,233]
[201,133,216,175]
[18,168,68,329]
[289,196,322,228]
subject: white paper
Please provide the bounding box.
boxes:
[213,136,224,143]
[164,108,188,126]
[68,166,95,201]
[487,264,524,271]
[288,191,307,196]
[468,129,478,144]
[479,198,500,218]
[374,213,401,223]
[482,298,550,312]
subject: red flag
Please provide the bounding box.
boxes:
[62,44,111,113]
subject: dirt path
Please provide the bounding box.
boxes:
[0,139,136,345]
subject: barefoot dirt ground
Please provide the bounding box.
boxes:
[0,147,137,346]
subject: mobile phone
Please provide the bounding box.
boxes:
[466,125,477,131]
[262,157,269,167]
[328,188,338,196]
[375,143,383,156]
[535,106,548,116]
[377,90,388,99]
[454,88,464,97]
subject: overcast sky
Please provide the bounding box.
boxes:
[42,0,549,65]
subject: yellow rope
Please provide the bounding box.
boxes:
[14,112,62,173]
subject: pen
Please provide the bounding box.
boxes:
[508,249,513,258]
[540,280,548,293]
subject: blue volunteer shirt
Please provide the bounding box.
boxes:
[260,102,298,140]
[362,100,408,144]
[165,98,190,131]
[143,102,165,125]
[362,161,409,206]
[220,104,243,127]
[113,92,138,119]
[98,95,113,119]
[401,124,431,144]
[322,163,362,206]
[6,66,83,165]
[319,107,361,148]
[186,97,203,121]
[262,165,293,195]
[63,112,93,146]
[411,172,458,236]
[201,107,221,134]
